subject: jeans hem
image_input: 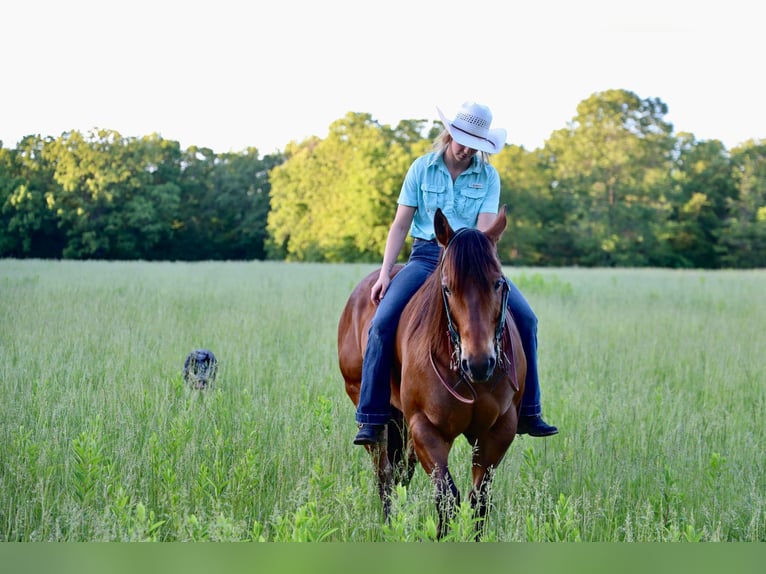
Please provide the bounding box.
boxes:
[355,412,390,425]
[519,405,541,418]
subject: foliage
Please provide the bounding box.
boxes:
[2,89,765,267]
[718,141,766,267]
[494,144,575,265]
[0,132,282,260]
[266,113,424,262]
[544,89,677,266]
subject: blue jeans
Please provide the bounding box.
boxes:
[355,240,543,425]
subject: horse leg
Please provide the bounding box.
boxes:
[409,414,459,539]
[433,466,460,539]
[469,421,515,540]
[468,462,494,541]
[366,431,393,521]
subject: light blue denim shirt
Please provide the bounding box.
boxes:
[397,151,501,240]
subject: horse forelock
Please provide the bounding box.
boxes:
[441,229,502,293]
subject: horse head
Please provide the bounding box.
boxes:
[434,207,508,382]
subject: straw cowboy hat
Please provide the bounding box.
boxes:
[436,101,507,154]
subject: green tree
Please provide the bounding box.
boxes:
[172,145,219,260]
[117,134,183,259]
[544,89,676,266]
[494,144,577,265]
[170,145,283,261]
[719,140,766,267]
[42,130,183,259]
[206,148,282,260]
[0,135,65,257]
[267,113,417,262]
[43,129,122,257]
[666,134,735,268]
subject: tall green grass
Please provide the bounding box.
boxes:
[1,260,764,541]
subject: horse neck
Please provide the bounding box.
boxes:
[408,272,449,351]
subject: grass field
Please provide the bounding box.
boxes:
[1,259,764,541]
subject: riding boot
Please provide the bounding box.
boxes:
[517,415,558,437]
[353,424,386,445]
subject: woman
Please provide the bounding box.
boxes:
[354,101,557,445]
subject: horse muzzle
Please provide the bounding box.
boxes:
[460,353,497,383]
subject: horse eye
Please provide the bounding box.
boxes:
[494,279,504,291]
[442,285,451,297]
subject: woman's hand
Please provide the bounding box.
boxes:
[370,272,391,305]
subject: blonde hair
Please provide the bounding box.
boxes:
[431,128,489,164]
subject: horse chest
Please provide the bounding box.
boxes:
[420,391,509,435]
[470,392,510,428]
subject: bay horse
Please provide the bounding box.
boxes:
[337,207,526,539]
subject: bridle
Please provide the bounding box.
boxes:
[431,229,517,403]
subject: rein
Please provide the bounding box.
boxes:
[429,350,477,404]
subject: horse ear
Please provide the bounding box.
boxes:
[483,205,508,245]
[434,208,454,247]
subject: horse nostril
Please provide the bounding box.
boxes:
[462,356,497,382]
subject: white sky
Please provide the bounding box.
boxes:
[1,0,764,154]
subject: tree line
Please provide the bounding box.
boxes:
[2,89,765,267]
[0,131,280,260]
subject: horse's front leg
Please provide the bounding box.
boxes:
[469,420,515,540]
[432,465,460,539]
[468,462,494,541]
[409,413,459,539]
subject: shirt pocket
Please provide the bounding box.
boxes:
[455,186,487,219]
[421,183,447,215]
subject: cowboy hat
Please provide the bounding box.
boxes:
[436,101,507,154]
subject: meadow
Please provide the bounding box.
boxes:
[1,259,764,542]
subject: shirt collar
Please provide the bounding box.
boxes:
[428,150,481,173]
